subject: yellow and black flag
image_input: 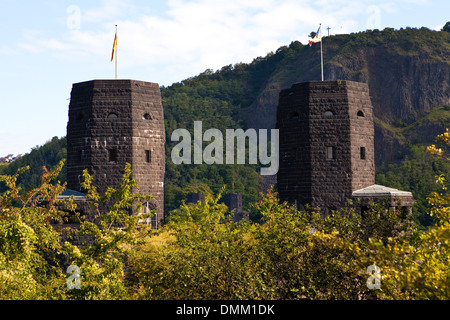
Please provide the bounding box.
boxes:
[111,30,118,62]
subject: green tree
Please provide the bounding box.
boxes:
[0,136,67,194]
[0,161,68,299]
[129,186,414,300]
[364,129,450,299]
[62,163,155,299]
[251,189,372,299]
[128,188,277,299]
[0,161,156,299]
[3,156,447,300]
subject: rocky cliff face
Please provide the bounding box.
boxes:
[238,28,450,165]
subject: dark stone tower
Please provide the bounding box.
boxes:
[222,193,249,222]
[66,80,165,227]
[187,193,205,204]
[222,193,243,214]
[276,80,375,212]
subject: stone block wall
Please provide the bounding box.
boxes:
[347,82,375,191]
[187,192,205,204]
[66,80,165,227]
[276,80,375,212]
[222,193,243,214]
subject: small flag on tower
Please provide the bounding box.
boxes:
[309,24,324,81]
[309,25,322,46]
[111,31,118,62]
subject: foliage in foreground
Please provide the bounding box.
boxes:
[0,130,449,299]
[0,162,153,299]
[128,188,421,300]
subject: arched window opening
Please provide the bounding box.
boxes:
[357,110,365,117]
[108,112,118,119]
[324,110,334,117]
[143,113,152,120]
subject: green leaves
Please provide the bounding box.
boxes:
[0,160,156,299]
[63,163,156,299]
[1,129,449,300]
[0,160,68,299]
[363,129,450,299]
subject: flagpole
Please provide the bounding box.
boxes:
[115,25,118,80]
[320,23,324,81]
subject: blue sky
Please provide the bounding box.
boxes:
[0,0,448,157]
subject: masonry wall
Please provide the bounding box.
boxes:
[276,84,312,207]
[222,193,243,214]
[347,82,375,191]
[66,80,165,226]
[276,80,375,212]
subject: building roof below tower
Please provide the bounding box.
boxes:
[352,184,414,206]
[353,184,412,197]
[57,189,88,201]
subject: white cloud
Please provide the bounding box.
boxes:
[13,0,434,85]
[0,44,17,55]
[83,0,133,23]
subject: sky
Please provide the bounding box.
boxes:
[0,0,448,157]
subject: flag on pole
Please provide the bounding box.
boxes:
[309,25,322,46]
[111,31,118,62]
[309,24,324,81]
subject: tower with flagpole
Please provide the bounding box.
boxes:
[66,78,166,227]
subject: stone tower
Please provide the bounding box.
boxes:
[276,80,375,212]
[66,80,165,227]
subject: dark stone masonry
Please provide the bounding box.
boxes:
[66,80,165,227]
[62,78,413,229]
[276,80,413,214]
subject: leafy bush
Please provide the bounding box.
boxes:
[1,129,449,300]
